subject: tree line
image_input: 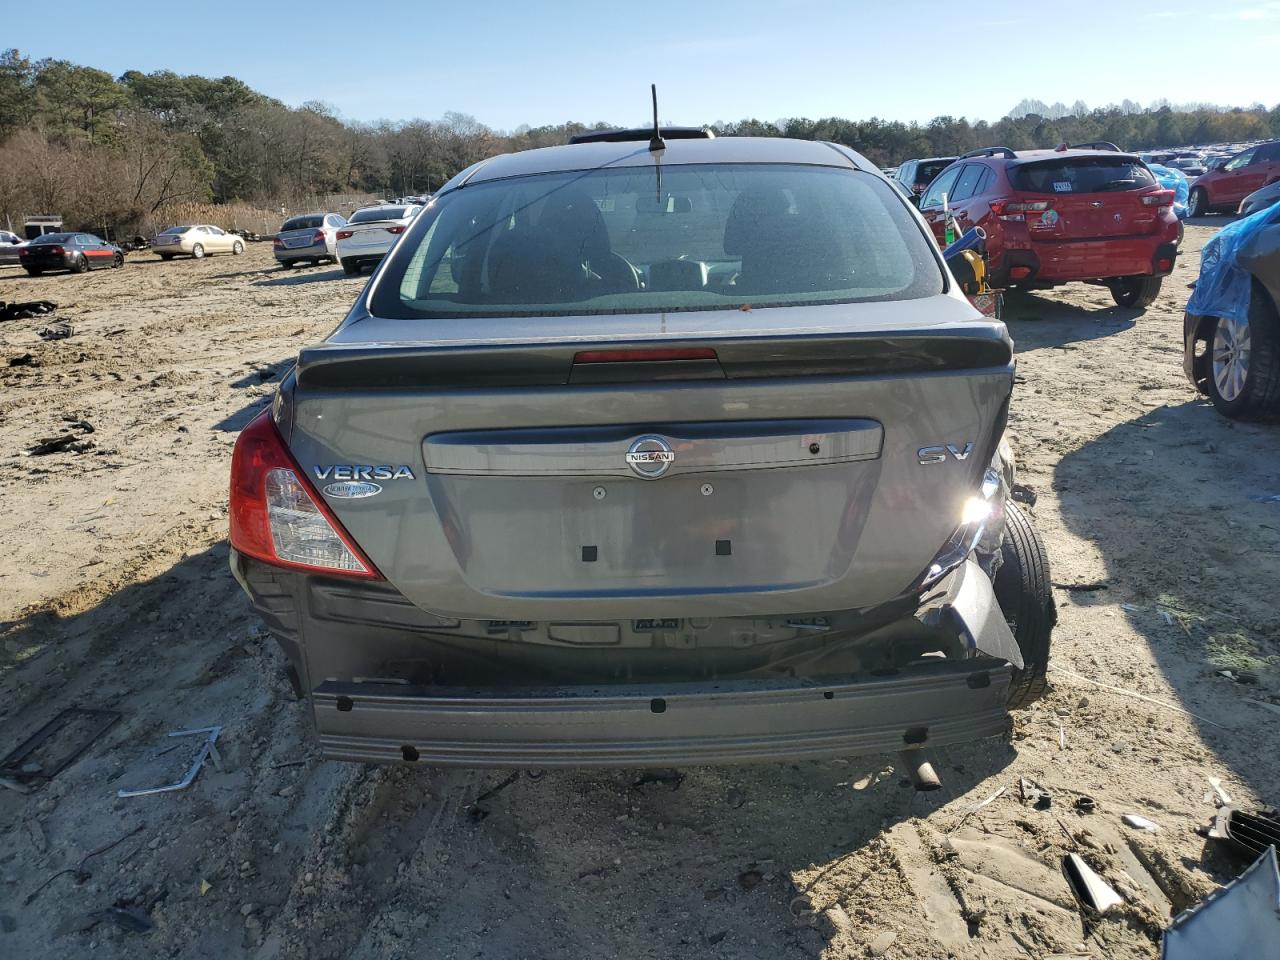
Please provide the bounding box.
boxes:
[1,48,1277,235]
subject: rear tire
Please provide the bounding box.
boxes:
[1189,187,1208,217]
[281,259,296,269]
[341,258,360,275]
[71,254,88,274]
[1204,288,1280,421]
[160,254,173,261]
[232,240,244,255]
[993,501,1055,709]
[25,268,42,276]
[1109,276,1162,309]
[1176,219,1185,247]
[113,252,123,268]
[191,243,205,259]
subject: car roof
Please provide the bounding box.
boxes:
[453,137,868,187]
[1004,148,1142,163]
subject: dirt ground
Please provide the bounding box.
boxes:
[1,228,1278,959]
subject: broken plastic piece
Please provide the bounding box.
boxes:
[1123,814,1160,832]
[1162,847,1280,959]
[1207,807,1280,858]
[0,708,120,784]
[117,726,222,798]
[1063,853,1124,914]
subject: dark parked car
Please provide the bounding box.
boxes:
[918,146,1179,308]
[229,133,1055,768]
[895,156,959,196]
[1184,202,1280,420]
[19,232,124,276]
[1189,141,1280,215]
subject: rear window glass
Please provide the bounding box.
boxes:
[915,159,957,184]
[1010,157,1156,194]
[350,206,410,224]
[374,163,944,319]
[281,216,323,231]
[31,233,73,244]
[159,226,191,235]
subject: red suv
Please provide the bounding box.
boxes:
[1188,141,1280,216]
[918,146,1180,308]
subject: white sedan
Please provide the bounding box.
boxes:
[336,204,422,275]
[0,229,27,264]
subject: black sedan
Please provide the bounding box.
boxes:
[19,233,124,276]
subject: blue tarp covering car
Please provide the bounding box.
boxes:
[1186,200,1280,324]
[1147,163,1190,219]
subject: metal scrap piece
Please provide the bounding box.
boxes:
[0,708,120,784]
[1162,847,1280,959]
[117,726,222,798]
[1063,853,1124,914]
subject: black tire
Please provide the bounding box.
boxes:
[191,243,205,259]
[70,254,88,274]
[281,259,296,269]
[232,240,244,255]
[993,501,1055,709]
[113,252,123,268]
[160,254,173,261]
[341,258,360,276]
[1204,288,1280,421]
[1189,186,1208,217]
[25,268,42,277]
[1176,219,1184,247]
[1109,275,1162,309]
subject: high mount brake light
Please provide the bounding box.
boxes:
[573,347,719,364]
[336,229,354,240]
[229,410,380,578]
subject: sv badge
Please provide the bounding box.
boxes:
[917,442,974,465]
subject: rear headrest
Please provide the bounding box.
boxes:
[536,186,610,260]
[723,188,793,256]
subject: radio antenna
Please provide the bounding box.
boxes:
[649,84,665,153]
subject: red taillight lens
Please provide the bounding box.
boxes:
[573,347,719,364]
[1009,266,1032,280]
[312,230,325,244]
[1157,258,1173,271]
[386,225,406,235]
[272,237,284,246]
[336,230,353,240]
[19,248,29,257]
[1141,190,1175,206]
[229,410,380,578]
[991,199,1049,222]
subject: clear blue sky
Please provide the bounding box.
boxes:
[5,0,1277,129]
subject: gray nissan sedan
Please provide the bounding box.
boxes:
[229,132,1055,767]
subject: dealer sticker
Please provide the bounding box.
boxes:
[1053,181,1073,192]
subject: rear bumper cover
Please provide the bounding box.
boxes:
[996,237,1177,285]
[313,661,1011,766]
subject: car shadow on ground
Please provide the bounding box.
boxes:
[0,536,1018,957]
[253,268,357,287]
[1053,399,1280,802]
[1004,291,1144,352]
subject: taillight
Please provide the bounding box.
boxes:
[272,237,284,246]
[229,410,380,578]
[1141,190,1175,206]
[18,248,29,257]
[336,229,353,240]
[990,199,1050,222]
[312,230,325,244]
[386,225,406,235]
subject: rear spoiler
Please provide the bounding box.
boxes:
[295,328,1014,390]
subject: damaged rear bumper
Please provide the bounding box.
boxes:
[313,661,1011,767]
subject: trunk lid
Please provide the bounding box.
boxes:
[1011,154,1165,240]
[284,297,1012,621]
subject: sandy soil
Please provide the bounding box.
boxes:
[1,230,1278,959]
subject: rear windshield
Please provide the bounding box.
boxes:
[31,233,73,244]
[1010,157,1156,194]
[350,206,410,224]
[373,163,944,319]
[281,216,323,231]
[914,159,958,184]
[159,226,192,235]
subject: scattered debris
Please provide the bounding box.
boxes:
[1020,777,1053,810]
[0,707,120,785]
[26,432,96,456]
[1246,699,1280,717]
[24,824,145,905]
[1162,846,1280,958]
[1050,666,1225,727]
[868,930,897,956]
[1217,669,1259,685]
[8,353,34,367]
[1247,494,1280,504]
[1123,814,1160,832]
[1053,580,1109,592]
[1207,807,1280,858]
[1074,796,1098,815]
[631,768,685,791]
[37,321,73,341]
[1206,777,1234,807]
[117,726,222,798]
[1063,853,1124,914]
[78,905,153,935]
[199,879,212,896]
[951,785,1007,833]
[0,300,57,323]
[737,868,763,891]
[1011,483,1038,506]
[463,770,520,820]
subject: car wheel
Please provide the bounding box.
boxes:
[160,254,174,261]
[1176,219,1184,247]
[71,254,88,274]
[113,252,123,268]
[993,501,1055,709]
[233,240,245,255]
[281,259,296,269]
[1204,290,1280,421]
[341,258,360,275]
[1189,187,1208,217]
[1109,276,1162,309]
[191,243,205,259]
[24,268,42,277]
